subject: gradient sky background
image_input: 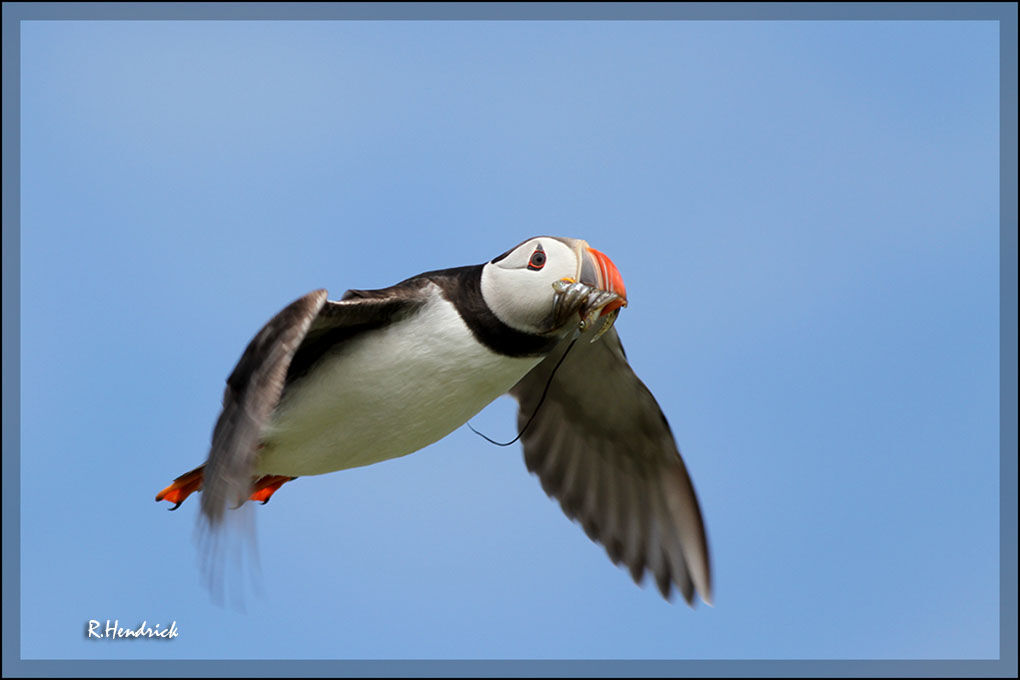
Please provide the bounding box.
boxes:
[18,18,1000,661]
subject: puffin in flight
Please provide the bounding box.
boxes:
[156,236,711,605]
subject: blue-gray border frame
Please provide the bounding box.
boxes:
[2,2,1015,677]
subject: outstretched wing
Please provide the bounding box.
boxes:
[200,285,425,524]
[510,328,711,604]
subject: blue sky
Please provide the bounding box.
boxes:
[17,18,1001,661]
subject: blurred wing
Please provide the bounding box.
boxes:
[200,285,425,524]
[510,328,711,604]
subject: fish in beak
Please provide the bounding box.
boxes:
[551,241,628,341]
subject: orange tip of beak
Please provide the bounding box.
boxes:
[587,247,627,315]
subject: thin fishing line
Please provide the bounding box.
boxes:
[468,338,579,447]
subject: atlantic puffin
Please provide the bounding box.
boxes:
[156,236,711,605]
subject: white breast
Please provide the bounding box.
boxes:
[255,285,542,477]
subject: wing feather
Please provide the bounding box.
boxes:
[510,328,712,604]
[200,285,425,524]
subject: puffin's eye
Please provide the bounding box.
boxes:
[527,246,546,271]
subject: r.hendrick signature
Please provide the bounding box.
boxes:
[86,619,179,640]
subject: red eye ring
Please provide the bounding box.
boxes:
[527,247,546,271]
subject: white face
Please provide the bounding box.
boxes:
[480,236,582,335]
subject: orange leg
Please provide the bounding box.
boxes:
[156,466,296,510]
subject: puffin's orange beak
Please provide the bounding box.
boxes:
[580,246,627,316]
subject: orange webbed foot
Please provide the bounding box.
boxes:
[249,475,295,504]
[156,467,295,509]
[155,466,204,510]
